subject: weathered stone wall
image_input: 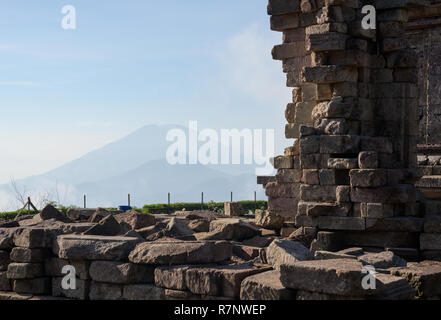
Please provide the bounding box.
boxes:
[264,0,441,259]
[406,0,441,144]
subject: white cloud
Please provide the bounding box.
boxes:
[0,81,46,87]
[212,23,292,156]
[76,121,116,128]
[219,23,290,106]
[0,180,81,212]
[0,44,15,50]
[0,129,124,210]
[0,132,118,184]
[0,190,17,212]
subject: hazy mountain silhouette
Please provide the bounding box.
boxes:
[41,124,184,185]
[0,124,266,210]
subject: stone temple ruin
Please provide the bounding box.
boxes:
[2,0,441,301]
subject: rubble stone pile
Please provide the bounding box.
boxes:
[0,204,440,300]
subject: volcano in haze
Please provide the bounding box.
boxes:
[0,124,272,210]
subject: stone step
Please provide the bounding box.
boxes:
[280,259,413,298]
[240,270,296,300]
[298,201,351,217]
[55,235,141,261]
[416,175,441,200]
[129,241,232,265]
[390,260,441,298]
[155,263,271,299]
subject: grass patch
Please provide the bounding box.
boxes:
[0,201,268,220]
[142,200,267,215]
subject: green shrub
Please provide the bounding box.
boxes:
[142,200,267,215]
[1,200,268,220]
[0,210,38,221]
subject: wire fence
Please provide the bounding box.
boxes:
[80,191,264,214]
[0,192,268,219]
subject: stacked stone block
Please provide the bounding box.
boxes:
[5,227,56,295]
[0,224,274,301]
[3,207,441,300]
[7,248,51,295]
[417,152,441,242]
[405,1,441,261]
[0,214,305,300]
[421,217,441,261]
[280,258,415,300]
[224,202,245,217]
[0,242,11,292]
[266,0,427,254]
[3,223,93,297]
[417,150,441,261]
[406,0,441,145]
[130,240,272,300]
[46,258,90,299]
[53,234,148,300]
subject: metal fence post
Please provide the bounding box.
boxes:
[201,192,204,210]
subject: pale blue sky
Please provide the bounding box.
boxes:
[0,0,291,183]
